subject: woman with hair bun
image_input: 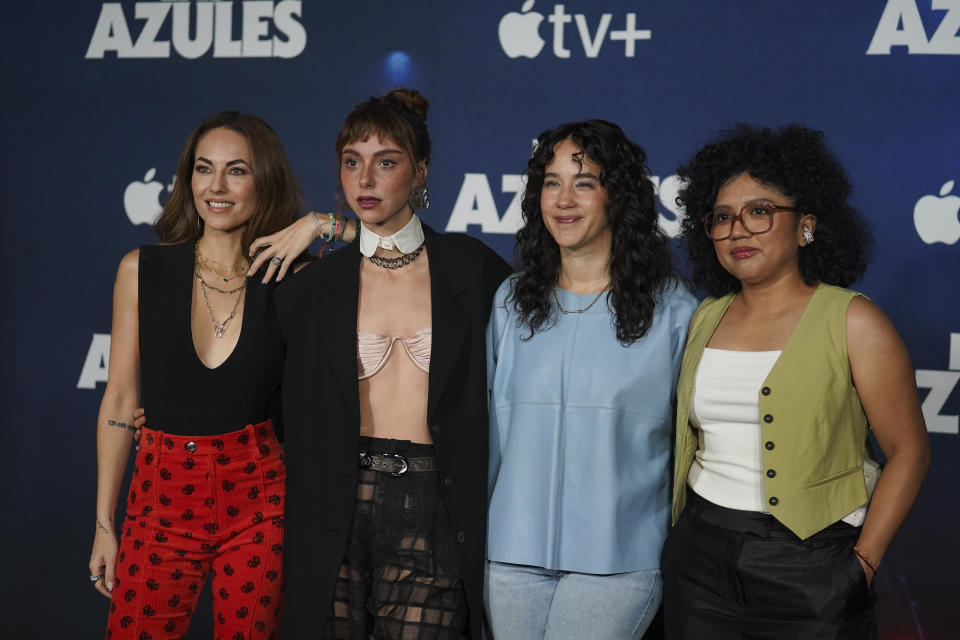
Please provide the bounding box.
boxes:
[661,124,930,638]
[485,119,697,639]
[270,88,511,639]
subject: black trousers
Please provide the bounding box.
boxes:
[661,492,877,640]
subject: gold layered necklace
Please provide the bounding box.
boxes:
[195,242,248,283]
[194,242,247,338]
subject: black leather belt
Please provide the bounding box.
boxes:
[358,451,438,477]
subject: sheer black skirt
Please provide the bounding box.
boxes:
[324,437,467,640]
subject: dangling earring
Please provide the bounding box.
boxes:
[802,227,814,244]
[409,184,430,211]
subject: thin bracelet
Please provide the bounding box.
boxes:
[852,546,880,576]
[311,212,324,238]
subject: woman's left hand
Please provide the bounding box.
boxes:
[132,408,146,450]
[248,213,324,283]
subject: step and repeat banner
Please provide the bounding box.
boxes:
[1,1,957,637]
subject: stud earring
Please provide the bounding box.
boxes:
[802,227,814,244]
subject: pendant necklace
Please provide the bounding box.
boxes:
[195,270,245,338]
[553,284,610,314]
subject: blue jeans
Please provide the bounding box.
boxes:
[486,560,661,639]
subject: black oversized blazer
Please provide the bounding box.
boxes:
[273,224,512,638]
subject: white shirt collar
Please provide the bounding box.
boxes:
[358,214,425,257]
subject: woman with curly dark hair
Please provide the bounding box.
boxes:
[661,124,930,639]
[485,120,697,638]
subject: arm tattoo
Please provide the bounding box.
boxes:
[97,519,112,535]
[107,419,136,432]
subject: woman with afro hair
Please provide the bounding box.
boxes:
[660,124,930,639]
[485,120,697,638]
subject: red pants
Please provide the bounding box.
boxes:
[106,421,285,640]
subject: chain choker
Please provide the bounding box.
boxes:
[367,244,424,269]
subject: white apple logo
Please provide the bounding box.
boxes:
[914,179,960,245]
[124,168,165,225]
[498,0,545,59]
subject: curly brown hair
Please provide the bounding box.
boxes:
[511,119,675,345]
[677,124,872,296]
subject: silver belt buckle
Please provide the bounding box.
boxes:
[359,451,409,477]
[383,453,408,477]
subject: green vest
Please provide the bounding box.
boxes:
[671,284,869,539]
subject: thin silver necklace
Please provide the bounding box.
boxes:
[196,272,244,338]
[553,285,610,314]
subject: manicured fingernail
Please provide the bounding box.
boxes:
[107,582,114,591]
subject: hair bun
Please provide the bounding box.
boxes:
[385,87,429,123]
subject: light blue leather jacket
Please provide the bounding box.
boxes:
[486,276,697,573]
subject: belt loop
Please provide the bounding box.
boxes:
[246,423,262,460]
[762,512,775,538]
[690,492,704,528]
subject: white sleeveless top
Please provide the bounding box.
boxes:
[689,348,868,525]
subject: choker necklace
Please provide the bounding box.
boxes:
[553,285,609,314]
[367,244,424,269]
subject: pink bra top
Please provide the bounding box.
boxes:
[357,328,432,380]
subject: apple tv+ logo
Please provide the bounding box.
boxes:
[498,1,651,59]
[124,168,171,226]
[914,180,960,245]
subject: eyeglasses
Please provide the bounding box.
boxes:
[701,201,797,240]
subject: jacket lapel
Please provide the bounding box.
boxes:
[313,242,362,423]
[424,226,469,424]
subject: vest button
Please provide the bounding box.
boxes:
[761,386,771,396]
[443,476,454,487]
[185,442,197,453]
[456,531,466,543]
[765,441,775,450]
[766,469,776,478]
[431,424,442,435]
[768,496,779,506]
[763,414,774,423]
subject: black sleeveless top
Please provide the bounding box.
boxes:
[138,243,284,436]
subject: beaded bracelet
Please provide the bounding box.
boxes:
[325,212,336,243]
[852,546,880,576]
[333,214,344,242]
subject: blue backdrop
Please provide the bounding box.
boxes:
[1,1,957,637]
